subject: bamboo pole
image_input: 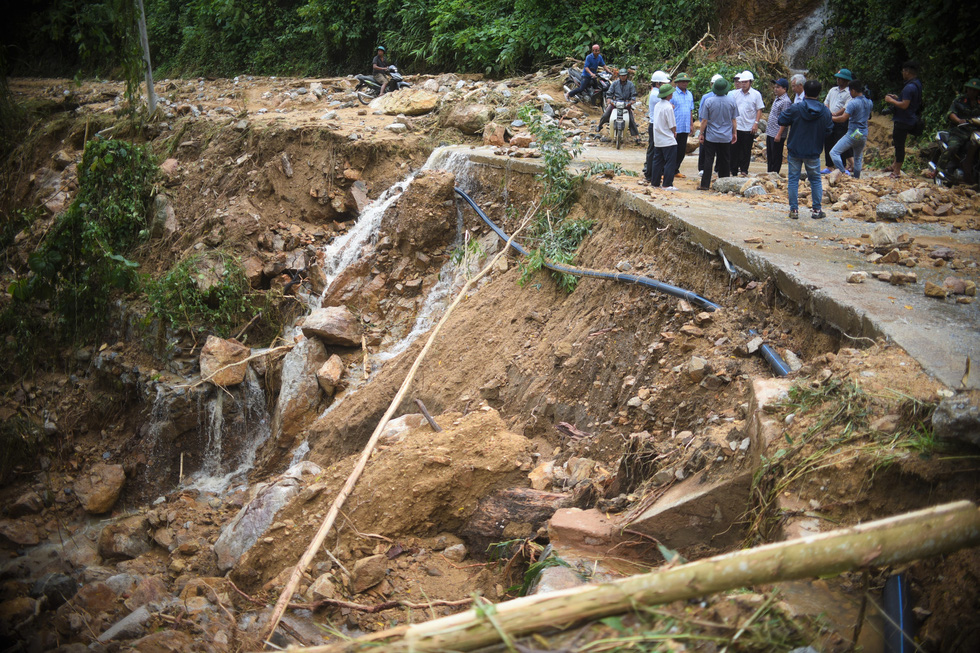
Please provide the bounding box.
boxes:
[668,29,711,78]
[262,201,539,644]
[134,0,157,114]
[286,500,980,653]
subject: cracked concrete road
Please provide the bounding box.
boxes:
[460,144,980,389]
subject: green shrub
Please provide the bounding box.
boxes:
[9,138,157,338]
[146,251,257,338]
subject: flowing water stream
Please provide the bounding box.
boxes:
[150,147,481,493]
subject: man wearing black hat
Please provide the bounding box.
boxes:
[597,68,638,140]
[767,78,792,173]
[372,46,391,96]
[943,78,980,185]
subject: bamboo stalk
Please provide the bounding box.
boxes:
[669,29,711,78]
[262,201,540,643]
[286,500,980,653]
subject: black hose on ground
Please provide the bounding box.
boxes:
[748,329,791,377]
[883,574,914,653]
[453,187,722,312]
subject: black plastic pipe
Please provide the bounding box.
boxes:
[748,329,791,377]
[454,187,722,312]
[883,574,914,653]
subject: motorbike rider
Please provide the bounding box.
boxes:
[372,46,392,96]
[596,68,638,140]
[942,78,980,185]
[566,44,611,102]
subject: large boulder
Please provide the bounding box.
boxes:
[712,177,745,194]
[275,337,329,437]
[199,336,250,387]
[369,88,439,116]
[482,121,509,146]
[74,463,126,514]
[933,392,980,448]
[442,103,493,134]
[98,515,150,560]
[214,462,322,571]
[301,307,362,346]
[149,194,177,239]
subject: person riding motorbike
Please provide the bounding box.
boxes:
[372,46,392,96]
[941,78,980,185]
[596,68,639,141]
[566,44,611,102]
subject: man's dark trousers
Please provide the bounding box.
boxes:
[699,141,731,189]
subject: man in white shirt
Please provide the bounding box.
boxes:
[730,70,765,175]
[648,83,678,189]
[644,70,670,179]
[790,74,806,104]
[822,68,852,172]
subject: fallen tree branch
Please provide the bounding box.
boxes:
[288,500,980,652]
[287,597,473,614]
[263,200,540,643]
[177,343,295,390]
[669,29,711,78]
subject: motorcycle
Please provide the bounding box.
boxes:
[354,65,411,105]
[608,100,631,150]
[562,68,612,107]
[929,117,980,186]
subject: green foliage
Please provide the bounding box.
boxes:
[7,0,716,78]
[810,0,980,137]
[584,161,638,177]
[10,138,157,338]
[146,251,257,338]
[516,106,594,293]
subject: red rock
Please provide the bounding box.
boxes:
[0,519,40,546]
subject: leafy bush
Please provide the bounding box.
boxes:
[9,138,157,338]
[517,106,594,293]
[146,251,257,338]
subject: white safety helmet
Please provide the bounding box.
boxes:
[710,73,723,84]
[650,70,670,84]
[740,70,755,82]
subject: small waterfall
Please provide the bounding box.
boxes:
[782,1,829,72]
[186,371,272,494]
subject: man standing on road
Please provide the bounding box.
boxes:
[822,69,853,173]
[649,83,678,189]
[698,73,723,178]
[731,70,765,176]
[778,80,833,220]
[670,72,695,179]
[644,70,670,178]
[884,60,923,179]
[596,68,638,140]
[698,77,737,190]
[372,46,391,96]
[767,78,791,173]
[830,80,873,178]
[567,44,610,102]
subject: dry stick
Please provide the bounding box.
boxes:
[415,398,442,432]
[361,335,369,377]
[179,343,295,389]
[287,597,473,614]
[668,29,711,78]
[263,201,540,644]
[288,500,980,653]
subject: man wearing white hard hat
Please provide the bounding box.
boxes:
[730,70,764,175]
[644,70,671,178]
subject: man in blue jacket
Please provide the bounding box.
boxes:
[778,80,833,220]
[567,44,610,102]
